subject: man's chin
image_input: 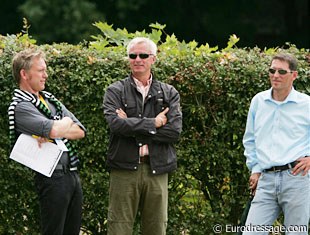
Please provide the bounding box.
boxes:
[132,70,147,76]
[272,83,281,88]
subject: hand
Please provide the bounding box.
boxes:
[34,136,52,148]
[292,156,310,176]
[116,108,127,119]
[155,107,169,128]
[49,116,74,139]
[249,172,261,195]
[62,116,74,124]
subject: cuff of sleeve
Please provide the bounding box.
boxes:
[145,118,157,135]
[252,165,262,174]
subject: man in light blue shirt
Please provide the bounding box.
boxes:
[243,53,310,235]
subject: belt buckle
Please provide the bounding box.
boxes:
[288,163,294,169]
[274,167,282,172]
[267,166,281,172]
[139,155,148,164]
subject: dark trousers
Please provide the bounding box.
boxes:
[34,170,83,235]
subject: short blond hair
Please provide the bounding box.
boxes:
[12,48,46,84]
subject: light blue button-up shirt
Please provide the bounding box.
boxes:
[243,87,310,173]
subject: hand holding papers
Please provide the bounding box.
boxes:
[9,134,63,177]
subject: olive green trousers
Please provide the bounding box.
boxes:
[107,164,168,235]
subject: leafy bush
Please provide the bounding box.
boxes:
[0,24,309,234]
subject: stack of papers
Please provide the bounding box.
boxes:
[9,134,63,177]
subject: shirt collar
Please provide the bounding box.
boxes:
[264,87,298,104]
[132,74,153,88]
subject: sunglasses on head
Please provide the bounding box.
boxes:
[128,53,152,59]
[268,68,293,75]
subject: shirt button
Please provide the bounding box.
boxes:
[134,166,137,170]
[150,131,156,134]
[139,143,142,146]
[138,114,142,117]
[152,170,156,174]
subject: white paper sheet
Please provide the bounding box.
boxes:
[9,134,63,177]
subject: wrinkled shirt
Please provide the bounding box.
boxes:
[243,87,310,173]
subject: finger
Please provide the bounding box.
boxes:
[161,107,169,114]
[292,162,303,175]
[302,170,308,176]
[161,115,167,121]
[293,165,305,175]
[119,109,127,116]
[292,168,300,175]
[301,166,310,176]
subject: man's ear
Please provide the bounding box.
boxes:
[151,55,157,64]
[293,71,298,81]
[20,69,27,80]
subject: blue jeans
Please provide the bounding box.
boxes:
[34,170,83,235]
[243,170,310,235]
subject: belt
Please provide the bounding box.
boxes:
[139,155,150,164]
[264,161,298,172]
[54,164,78,173]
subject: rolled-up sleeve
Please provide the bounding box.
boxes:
[15,101,53,138]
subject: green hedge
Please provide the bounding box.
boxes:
[0,25,309,234]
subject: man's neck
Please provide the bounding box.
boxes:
[19,85,39,97]
[132,73,151,87]
[272,88,291,101]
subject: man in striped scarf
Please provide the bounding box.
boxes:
[8,48,86,235]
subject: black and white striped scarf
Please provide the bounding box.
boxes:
[8,89,79,167]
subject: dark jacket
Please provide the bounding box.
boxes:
[103,75,182,175]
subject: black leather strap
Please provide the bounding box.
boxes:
[264,161,298,172]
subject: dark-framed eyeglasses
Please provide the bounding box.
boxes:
[128,53,153,59]
[268,68,293,75]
